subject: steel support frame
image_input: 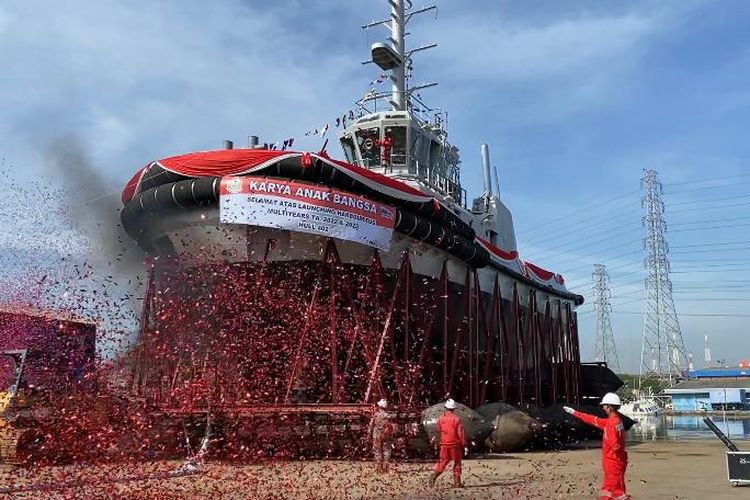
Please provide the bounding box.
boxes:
[134,239,582,415]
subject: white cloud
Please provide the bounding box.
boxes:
[437,13,656,82]
[0,0,365,186]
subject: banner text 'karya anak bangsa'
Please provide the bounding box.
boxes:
[219,176,396,251]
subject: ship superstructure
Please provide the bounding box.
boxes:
[340,1,516,252]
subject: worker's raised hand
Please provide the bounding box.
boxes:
[563,406,575,414]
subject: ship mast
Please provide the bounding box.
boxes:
[391,0,406,111]
[346,2,468,206]
[363,0,437,111]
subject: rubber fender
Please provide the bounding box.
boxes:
[131,159,476,240]
[122,178,489,268]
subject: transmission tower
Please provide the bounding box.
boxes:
[640,169,688,386]
[593,264,620,372]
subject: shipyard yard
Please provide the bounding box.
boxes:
[4,0,750,498]
[0,440,744,499]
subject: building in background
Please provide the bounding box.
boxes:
[664,366,750,412]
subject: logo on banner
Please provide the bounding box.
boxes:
[225,178,243,194]
[379,206,395,220]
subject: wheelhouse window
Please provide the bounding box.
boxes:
[340,135,356,164]
[384,126,407,167]
[356,127,381,168]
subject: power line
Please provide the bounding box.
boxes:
[663,172,750,188]
[522,202,640,247]
[530,222,750,267]
[668,200,750,214]
[563,250,644,275]
[664,178,750,194]
[668,221,750,233]
[669,216,750,227]
[599,311,750,318]
[670,247,750,255]
[557,243,748,281]
[536,236,750,271]
[667,192,750,207]
[527,225,750,278]
[577,296,645,316]
[529,227,643,262]
[520,189,640,237]
[671,240,750,249]
[566,261,644,287]
[672,279,750,284]
[524,217,641,254]
[670,266,750,273]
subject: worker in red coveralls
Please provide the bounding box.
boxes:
[367,398,394,472]
[428,398,466,488]
[564,393,630,500]
[376,131,393,167]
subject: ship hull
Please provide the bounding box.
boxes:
[128,208,583,411]
[120,150,592,415]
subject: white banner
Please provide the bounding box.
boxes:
[220,176,396,251]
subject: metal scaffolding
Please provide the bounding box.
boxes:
[128,238,581,455]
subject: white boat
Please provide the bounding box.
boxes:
[628,415,659,441]
[620,399,663,417]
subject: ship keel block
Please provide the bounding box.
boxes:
[476,402,542,452]
[421,402,494,452]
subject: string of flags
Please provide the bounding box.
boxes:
[302,109,358,138]
[263,138,295,150]
[369,73,388,86]
[273,72,391,146]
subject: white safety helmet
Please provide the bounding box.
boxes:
[376,398,388,409]
[444,398,457,410]
[600,392,622,407]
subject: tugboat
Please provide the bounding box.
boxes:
[119,1,617,456]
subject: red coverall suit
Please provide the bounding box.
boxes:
[572,410,629,500]
[376,135,393,166]
[434,411,466,480]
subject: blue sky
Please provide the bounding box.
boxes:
[1,0,749,371]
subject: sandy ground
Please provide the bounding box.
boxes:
[0,440,747,499]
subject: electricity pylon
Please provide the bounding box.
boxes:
[593,264,620,373]
[640,169,688,386]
